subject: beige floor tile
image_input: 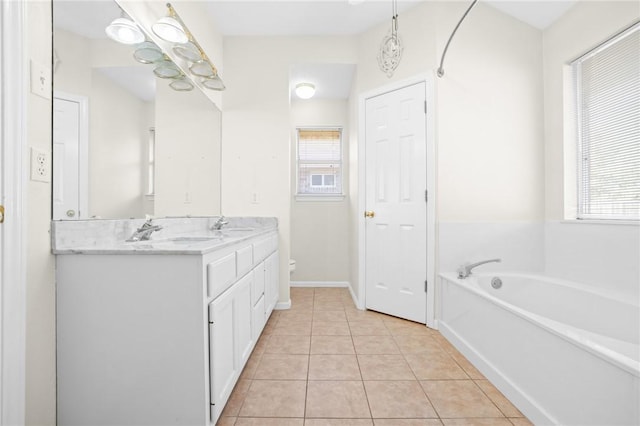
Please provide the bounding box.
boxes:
[314,301,346,311]
[474,380,523,417]
[291,287,315,297]
[313,310,348,322]
[239,354,261,380]
[357,355,416,380]
[261,322,277,336]
[239,380,307,417]
[384,321,433,336]
[220,379,252,417]
[265,335,311,354]
[345,309,387,322]
[441,419,512,426]
[420,380,503,418]
[404,352,468,380]
[449,352,484,380]
[364,381,437,419]
[279,310,314,322]
[431,334,460,355]
[393,335,445,355]
[353,336,400,354]
[311,335,355,354]
[305,420,373,426]
[306,381,371,418]
[312,321,351,336]
[254,354,309,380]
[235,418,304,425]
[374,420,443,426]
[348,321,390,336]
[309,355,362,380]
[273,321,312,336]
[251,335,270,357]
[216,416,236,426]
[508,418,534,426]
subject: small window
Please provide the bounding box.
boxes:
[572,23,640,220]
[297,128,343,196]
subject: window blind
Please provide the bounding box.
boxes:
[297,129,343,195]
[573,23,640,220]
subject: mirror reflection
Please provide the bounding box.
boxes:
[52,0,222,220]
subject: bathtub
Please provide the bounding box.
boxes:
[438,272,640,426]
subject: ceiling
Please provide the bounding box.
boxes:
[54,0,577,101]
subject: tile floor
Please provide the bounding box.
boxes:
[217,287,533,426]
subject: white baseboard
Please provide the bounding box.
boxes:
[290,281,349,288]
[347,282,364,310]
[274,299,292,310]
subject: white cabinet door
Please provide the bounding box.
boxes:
[235,273,254,366]
[209,287,237,414]
[264,251,280,316]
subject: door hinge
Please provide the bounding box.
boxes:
[425,190,428,203]
[424,280,428,293]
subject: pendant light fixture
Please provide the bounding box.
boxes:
[105,13,145,45]
[377,0,403,78]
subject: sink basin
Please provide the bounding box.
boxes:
[168,236,222,244]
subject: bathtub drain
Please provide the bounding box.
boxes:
[491,277,502,289]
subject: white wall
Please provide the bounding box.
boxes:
[290,99,351,283]
[222,36,358,304]
[542,1,640,299]
[25,3,55,424]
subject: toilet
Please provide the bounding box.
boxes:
[289,259,296,275]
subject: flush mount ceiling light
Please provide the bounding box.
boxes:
[295,82,316,99]
[105,15,145,45]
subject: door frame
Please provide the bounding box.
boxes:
[53,91,89,220]
[0,1,27,424]
[357,74,437,328]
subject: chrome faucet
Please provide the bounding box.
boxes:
[126,219,163,242]
[210,216,229,230]
[457,258,501,279]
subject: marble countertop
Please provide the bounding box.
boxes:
[51,217,278,255]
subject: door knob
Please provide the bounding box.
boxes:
[364,211,375,218]
[66,209,76,218]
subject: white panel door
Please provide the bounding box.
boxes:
[53,96,81,220]
[365,82,427,324]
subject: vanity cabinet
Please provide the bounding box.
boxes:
[55,229,279,426]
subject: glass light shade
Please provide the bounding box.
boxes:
[133,42,163,64]
[169,77,194,91]
[202,75,225,91]
[173,42,202,62]
[295,83,316,99]
[152,16,188,43]
[189,61,215,77]
[105,17,144,45]
[153,60,181,79]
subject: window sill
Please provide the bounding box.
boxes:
[295,194,346,202]
[561,219,639,226]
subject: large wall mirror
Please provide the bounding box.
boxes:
[52,0,222,220]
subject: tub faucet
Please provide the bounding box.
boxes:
[210,216,229,230]
[457,258,501,279]
[126,219,163,242]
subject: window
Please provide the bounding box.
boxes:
[572,23,640,221]
[147,128,155,196]
[297,128,343,196]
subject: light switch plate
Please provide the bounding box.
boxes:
[30,60,51,100]
[30,147,50,183]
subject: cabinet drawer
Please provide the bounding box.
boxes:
[252,263,265,306]
[207,253,236,299]
[236,245,254,278]
[253,234,278,263]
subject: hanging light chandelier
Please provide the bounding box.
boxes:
[377,0,403,78]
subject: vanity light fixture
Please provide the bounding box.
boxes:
[201,75,225,91]
[133,41,164,64]
[295,82,316,99]
[169,76,194,91]
[152,12,188,44]
[153,59,181,79]
[105,14,145,45]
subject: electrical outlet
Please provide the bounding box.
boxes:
[30,60,51,100]
[31,147,50,183]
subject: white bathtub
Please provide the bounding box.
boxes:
[438,272,640,426]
